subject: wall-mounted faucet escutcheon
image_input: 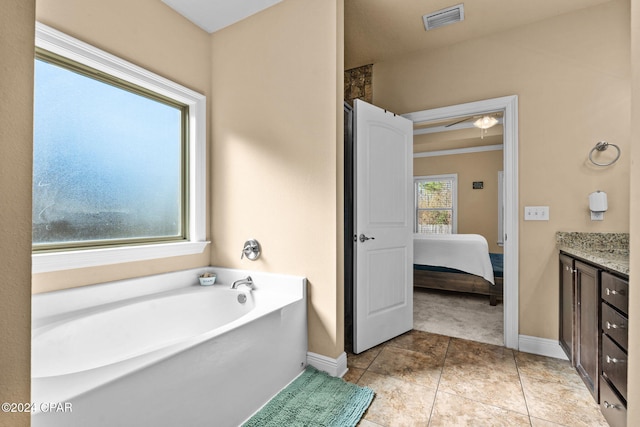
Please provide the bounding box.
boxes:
[241,239,261,261]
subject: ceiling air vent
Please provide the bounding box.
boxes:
[423,4,464,31]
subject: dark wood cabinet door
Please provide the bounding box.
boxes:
[601,272,629,316]
[600,375,627,427]
[559,254,575,364]
[601,334,627,401]
[575,260,600,401]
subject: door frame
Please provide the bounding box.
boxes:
[343,101,355,353]
[404,95,519,349]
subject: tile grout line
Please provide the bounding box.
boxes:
[513,354,586,427]
[513,351,536,427]
[347,343,387,427]
[360,341,389,426]
[426,335,451,426]
[441,340,534,419]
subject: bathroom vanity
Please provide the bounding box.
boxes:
[557,232,629,427]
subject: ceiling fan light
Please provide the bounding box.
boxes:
[474,116,498,129]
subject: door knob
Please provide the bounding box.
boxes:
[359,234,375,243]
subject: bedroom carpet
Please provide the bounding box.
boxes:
[413,288,503,346]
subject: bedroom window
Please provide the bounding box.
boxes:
[32,23,207,273]
[414,174,458,234]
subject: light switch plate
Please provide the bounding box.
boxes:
[524,206,549,221]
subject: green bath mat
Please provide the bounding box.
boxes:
[243,366,374,427]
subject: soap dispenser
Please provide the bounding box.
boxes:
[589,191,607,221]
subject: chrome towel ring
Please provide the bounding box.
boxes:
[589,141,621,166]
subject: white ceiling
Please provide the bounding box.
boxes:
[161,0,282,33]
[345,0,613,69]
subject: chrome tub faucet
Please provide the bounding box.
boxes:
[231,276,254,290]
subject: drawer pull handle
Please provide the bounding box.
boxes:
[606,288,626,296]
[606,355,626,364]
[603,401,620,410]
[606,321,625,330]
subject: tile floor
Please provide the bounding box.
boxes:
[345,330,609,426]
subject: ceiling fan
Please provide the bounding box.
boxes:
[444,112,503,138]
[445,112,503,129]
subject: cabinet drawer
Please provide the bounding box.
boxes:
[601,272,628,315]
[602,303,628,350]
[600,375,626,427]
[602,334,627,401]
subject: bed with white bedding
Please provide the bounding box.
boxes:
[413,234,504,306]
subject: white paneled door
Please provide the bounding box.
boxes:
[353,99,414,354]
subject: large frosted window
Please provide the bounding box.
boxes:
[33,53,187,249]
[415,174,457,234]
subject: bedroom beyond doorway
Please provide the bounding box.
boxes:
[413,288,503,346]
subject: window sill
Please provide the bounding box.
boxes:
[32,241,210,274]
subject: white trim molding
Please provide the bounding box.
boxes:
[32,23,209,273]
[405,95,519,350]
[307,352,348,378]
[32,242,209,274]
[519,335,569,360]
[414,144,503,158]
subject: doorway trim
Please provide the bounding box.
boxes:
[404,95,519,349]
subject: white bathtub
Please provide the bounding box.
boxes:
[31,267,307,427]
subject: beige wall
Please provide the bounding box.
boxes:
[209,0,344,357]
[415,150,504,253]
[373,0,630,340]
[32,0,213,292]
[36,0,211,95]
[627,0,639,424]
[0,2,35,426]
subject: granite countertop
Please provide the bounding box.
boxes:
[556,232,629,276]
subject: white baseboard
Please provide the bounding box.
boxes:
[518,335,568,360]
[307,351,348,377]
[307,338,566,376]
